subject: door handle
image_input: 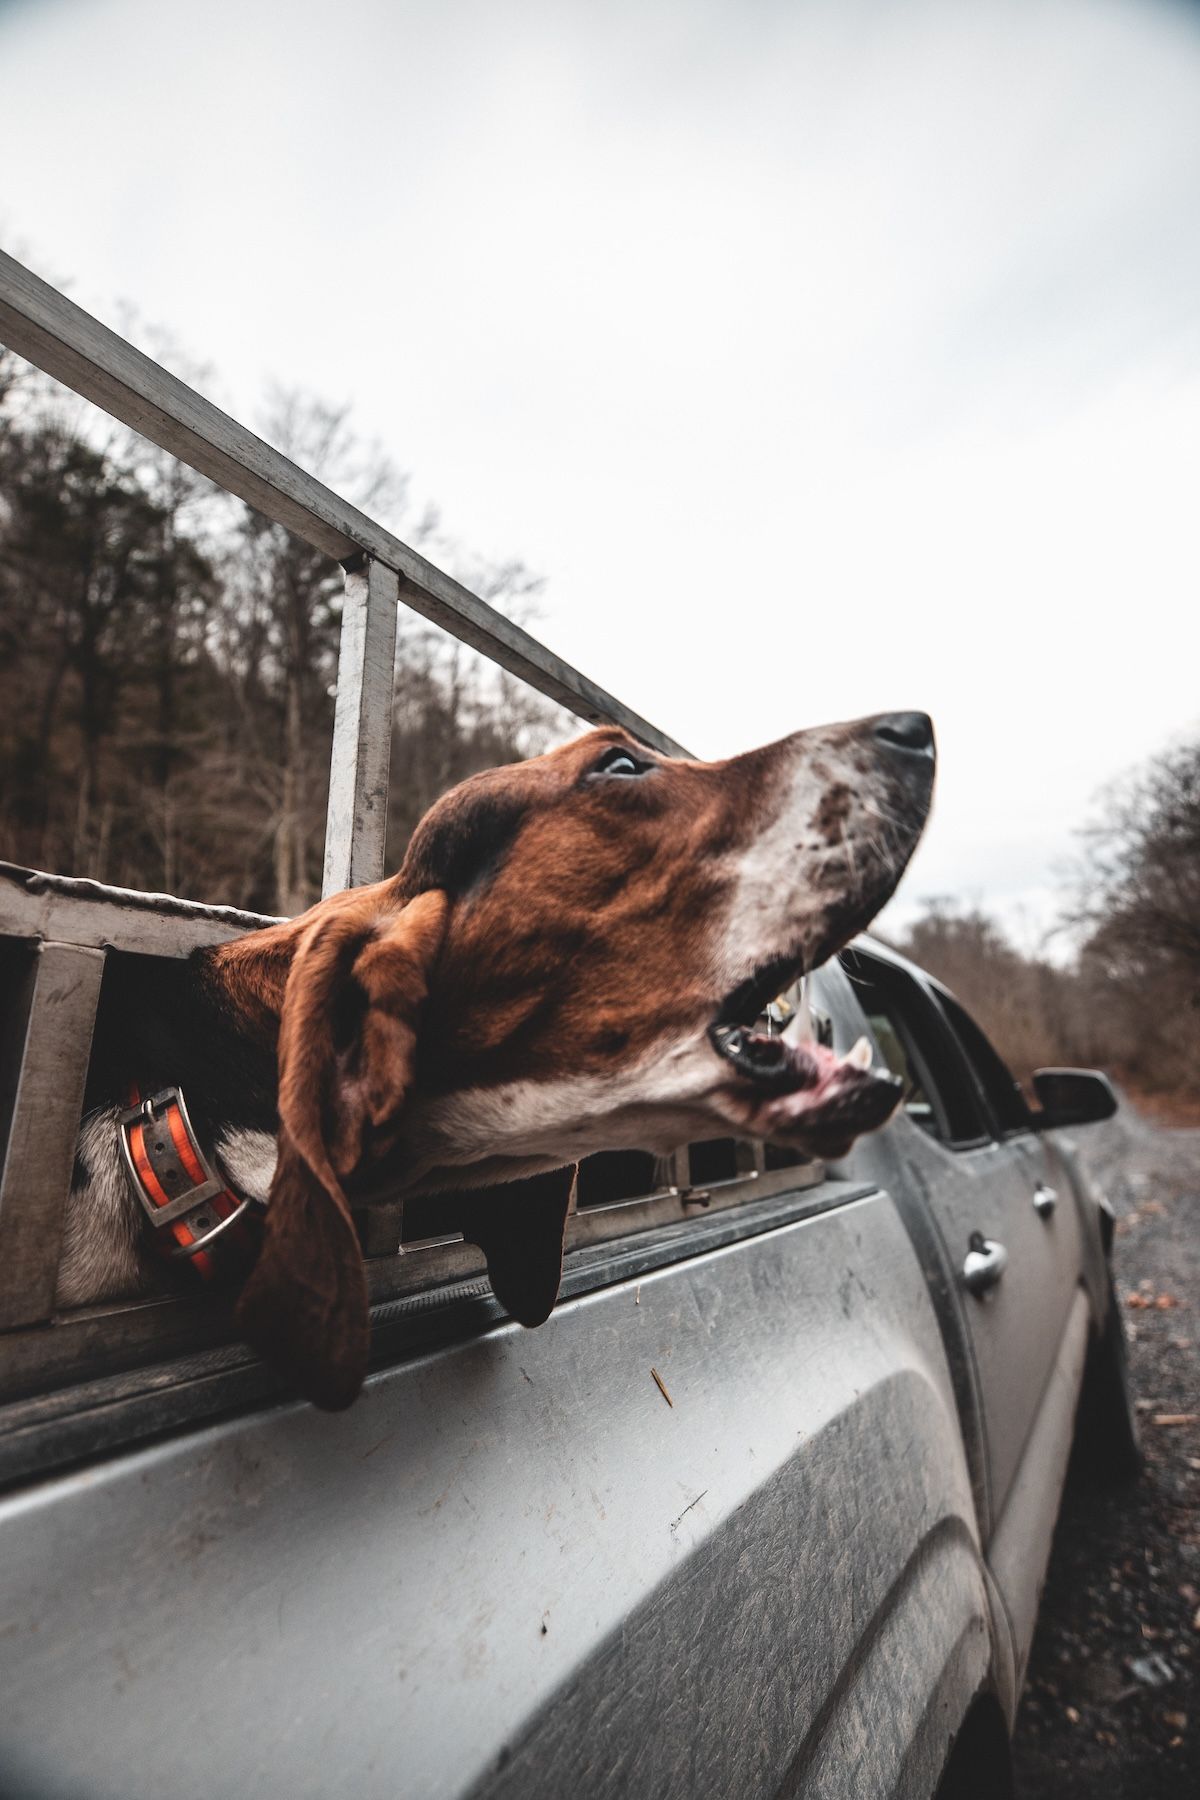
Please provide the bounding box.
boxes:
[963,1232,1008,1295]
[1033,1183,1058,1219]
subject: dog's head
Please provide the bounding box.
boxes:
[213,711,934,1406]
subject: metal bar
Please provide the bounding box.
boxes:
[323,558,400,895]
[357,1202,405,1259]
[0,941,106,1328]
[0,862,276,956]
[0,249,689,758]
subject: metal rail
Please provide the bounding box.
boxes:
[0,248,700,1346]
[0,248,690,893]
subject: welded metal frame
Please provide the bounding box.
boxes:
[0,251,687,756]
[0,250,821,1441]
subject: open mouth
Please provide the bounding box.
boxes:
[709,949,817,1094]
[699,712,936,1152]
[709,1016,897,1102]
[708,954,903,1152]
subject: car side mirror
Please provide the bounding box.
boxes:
[1032,1067,1118,1129]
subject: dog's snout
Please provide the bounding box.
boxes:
[872,711,934,758]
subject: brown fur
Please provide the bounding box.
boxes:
[177,717,933,1408]
[230,889,448,1407]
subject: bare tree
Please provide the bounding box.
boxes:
[0,343,566,916]
[225,392,408,913]
[891,735,1200,1112]
[1073,739,1200,980]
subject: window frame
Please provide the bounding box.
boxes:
[840,946,993,1153]
[929,985,1036,1141]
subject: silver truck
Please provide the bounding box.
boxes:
[0,882,1135,1800]
[0,252,1137,1798]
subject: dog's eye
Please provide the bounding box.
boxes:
[592,746,648,778]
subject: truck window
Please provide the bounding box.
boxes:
[934,990,1033,1138]
[841,950,987,1148]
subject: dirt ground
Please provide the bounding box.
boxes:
[1011,1102,1200,1798]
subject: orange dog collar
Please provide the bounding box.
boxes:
[119,1086,262,1278]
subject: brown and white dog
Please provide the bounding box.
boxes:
[61,711,934,1407]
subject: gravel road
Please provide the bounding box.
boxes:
[1011,1102,1200,1798]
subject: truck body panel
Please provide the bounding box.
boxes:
[0,1192,995,1800]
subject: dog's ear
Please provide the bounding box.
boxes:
[458,1165,577,1327]
[234,888,449,1409]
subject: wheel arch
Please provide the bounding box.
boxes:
[930,1690,1013,1800]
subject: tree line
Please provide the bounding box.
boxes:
[2,342,1196,1111]
[0,347,563,916]
[889,735,1200,1113]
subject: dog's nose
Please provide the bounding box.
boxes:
[872,711,934,757]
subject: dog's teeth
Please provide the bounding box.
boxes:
[844,1036,873,1071]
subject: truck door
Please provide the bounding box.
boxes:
[839,948,1083,1528]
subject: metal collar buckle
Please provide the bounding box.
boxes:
[119,1086,258,1261]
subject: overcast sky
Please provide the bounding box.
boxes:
[2,0,1199,946]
